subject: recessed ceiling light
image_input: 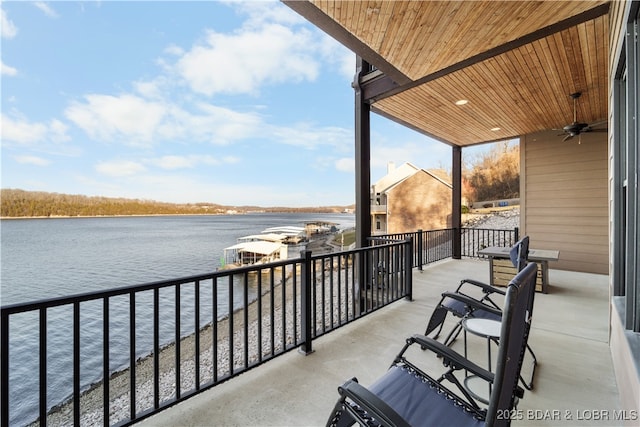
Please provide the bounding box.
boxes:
[491,127,501,131]
[455,99,468,106]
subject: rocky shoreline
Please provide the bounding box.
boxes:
[39,209,519,426]
[463,206,520,230]
[40,233,346,426]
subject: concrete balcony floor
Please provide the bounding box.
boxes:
[139,259,619,426]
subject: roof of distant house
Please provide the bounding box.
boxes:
[373,162,451,194]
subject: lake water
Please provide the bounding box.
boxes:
[0,213,354,426]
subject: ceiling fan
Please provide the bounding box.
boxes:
[557,92,607,143]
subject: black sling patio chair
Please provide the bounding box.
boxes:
[423,236,529,347]
[326,262,538,427]
[422,237,537,390]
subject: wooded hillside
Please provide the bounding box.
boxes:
[0,189,351,218]
[464,142,520,203]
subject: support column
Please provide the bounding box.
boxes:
[354,56,372,249]
[452,146,462,259]
[354,56,372,314]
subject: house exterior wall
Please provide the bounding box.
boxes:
[386,171,451,234]
[521,129,608,274]
[608,0,640,422]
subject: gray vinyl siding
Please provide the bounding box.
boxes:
[521,129,609,274]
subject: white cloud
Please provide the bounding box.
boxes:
[176,23,318,96]
[146,155,196,170]
[239,0,354,81]
[337,50,356,81]
[14,155,51,166]
[163,44,184,56]
[191,103,264,143]
[1,113,69,145]
[231,0,306,28]
[318,31,356,81]
[65,94,166,145]
[58,2,354,151]
[95,160,146,177]
[48,119,69,141]
[1,60,17,76]
[222,155,240,164]
[34,2,59,18]
[63,91,269,146]
[1,8,17,38]
[62,90,353,150]
[144,154,227,170]
[121,176,324,206]
[270,123,352,150]
[335,157,354,173]
[133,78,165,99]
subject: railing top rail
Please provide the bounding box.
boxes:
[380,228,455,238]
[1,273,208,314]
[0,259,294,314]
[367,236,413,244]
[461,227,515,231]
[1,238,413,315]
[368,236,409,243]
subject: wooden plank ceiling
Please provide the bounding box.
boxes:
[283,0,610,147]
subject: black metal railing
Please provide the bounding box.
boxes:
[461,227,519,257]
[1,239,412,427]
[377,228,455,268]
[380,227,518,268]
[1,227,517,427]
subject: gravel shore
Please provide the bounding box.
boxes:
[40,210,518,426]
[41,233,350,426]
[42,270,307,426]
[463,206,520,230]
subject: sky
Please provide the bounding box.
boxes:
[1,0,499,207]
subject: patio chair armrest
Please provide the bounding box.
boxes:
[408,334,494,383]
[440,292,503,318]
[458,278,506,295]
[338,378,411,427]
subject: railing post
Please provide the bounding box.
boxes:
[417,229,423,270]
[514,226,520,241]
[405,237,413,301]
[299,250,314,355]
[39,308,47,427]
[452,145,462,259]
[358,248,367,315]
[1,310,9,427]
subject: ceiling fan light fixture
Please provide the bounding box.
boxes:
[556,91,607,143]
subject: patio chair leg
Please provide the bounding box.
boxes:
[442,321,464,347]
[520,344,538,390]
[326,397,351,427]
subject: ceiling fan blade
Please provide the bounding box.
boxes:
[563,134,574,142]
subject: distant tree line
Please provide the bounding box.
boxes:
[1,143,517,218]
[0,189,353,218]
[0,189,224,217]
[464,142,520,203]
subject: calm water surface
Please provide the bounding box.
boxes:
[1,213,354,426]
